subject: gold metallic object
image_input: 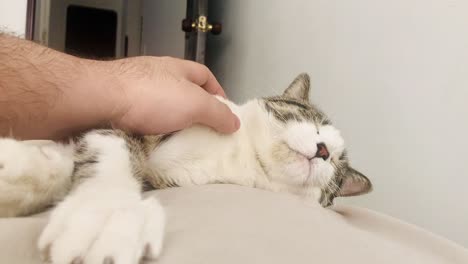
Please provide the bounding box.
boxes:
[193,15,212,32]
[182,15,221,35]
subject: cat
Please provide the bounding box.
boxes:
[0,73,372,263]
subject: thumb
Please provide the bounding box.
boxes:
[192,94,241,134]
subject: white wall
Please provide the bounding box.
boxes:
[207,0,468,247]
[0,0,27,36]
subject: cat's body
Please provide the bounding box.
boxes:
[0,74,372,263]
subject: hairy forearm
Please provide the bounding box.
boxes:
[0,34,123,139]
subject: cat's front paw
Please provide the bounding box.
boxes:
[0,138,38,180]
[38,193,165,264]
[0,139,74,216]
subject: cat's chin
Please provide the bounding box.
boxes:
[308,159,335,187]
[272,159,333,189]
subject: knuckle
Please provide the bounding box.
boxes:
[199,63,210,73]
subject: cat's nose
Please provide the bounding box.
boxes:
[315,143,330,160]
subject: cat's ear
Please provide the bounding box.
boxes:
[283,73,310,101]
[339,167,373,197]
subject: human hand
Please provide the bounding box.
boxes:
[105,56,240,135]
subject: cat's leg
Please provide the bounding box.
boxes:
[38,131,165,264]
[0,138,74,217]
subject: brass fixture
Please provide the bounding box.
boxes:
[182,15,222,35]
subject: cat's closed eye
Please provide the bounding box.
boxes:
[321,120,331,126]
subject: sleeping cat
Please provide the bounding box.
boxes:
[0,73,371,263]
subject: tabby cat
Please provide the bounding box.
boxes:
[0,73,372,263]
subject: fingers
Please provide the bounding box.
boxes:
[196,96,240,133]
[185,82,240,134]
[164,57,227,98]
[200,69,227,98]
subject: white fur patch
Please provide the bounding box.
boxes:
[319,125,345,160]
[0,139,73,216]
[283,122,319,158]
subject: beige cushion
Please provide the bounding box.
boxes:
[1,185,467,263]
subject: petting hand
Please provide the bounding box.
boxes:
[107,56,240,134]
[0,33,238,139]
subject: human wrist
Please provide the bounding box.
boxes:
[74,58,131,129]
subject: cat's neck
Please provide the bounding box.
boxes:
[148,99,273,190]
[221,99,273,187]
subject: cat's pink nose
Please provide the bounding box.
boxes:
[315,143,329,160]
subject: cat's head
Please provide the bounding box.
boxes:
[254,73,372,206]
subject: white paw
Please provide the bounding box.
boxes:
[38,193,165,264]
[0,139,74,216]
[0,139,73,182]
[0,138,37,180]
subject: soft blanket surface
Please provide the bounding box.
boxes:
[1,185,467,264]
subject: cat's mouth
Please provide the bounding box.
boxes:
[291,143,330,161]
[286,143,332,186]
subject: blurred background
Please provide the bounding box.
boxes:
[1,0,467,247]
